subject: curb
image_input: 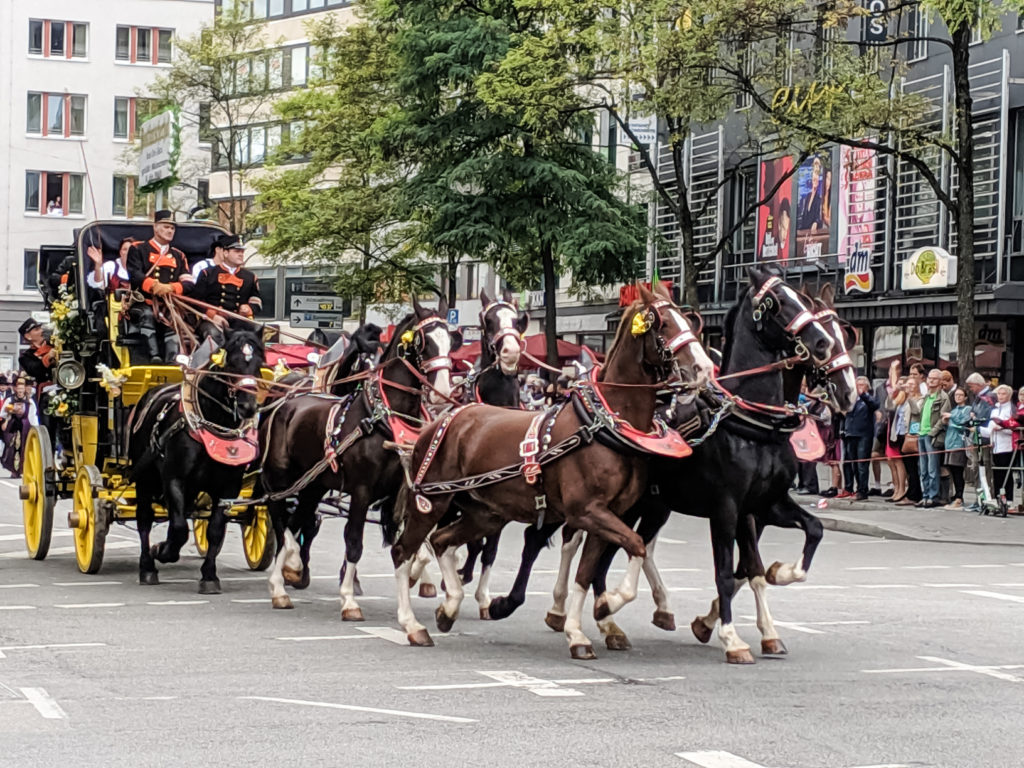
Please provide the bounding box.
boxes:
[818,514,1019,547]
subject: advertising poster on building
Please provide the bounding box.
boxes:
[757,157,794,263]
[837,145,878,265]
[794,151,832,262]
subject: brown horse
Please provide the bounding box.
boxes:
[389,283,715,652]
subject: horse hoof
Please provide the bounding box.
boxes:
[570,644,596,660]
[544,612,566,632]
[139,571,159,586]
[604,634,632,651]
[271,595,293,609]
[726,648,756,664]
[765,561,782,585]
[282,566,303,586]
[479,606,491,621]
[419,583,437,599]
[407,628,434,647]
[652,610,676,631]
[434,605,456,633]
[342,607,365,622]
[690,617,713,644]
[198,579,222,595]
[761,638,788,656]
[593,595,611,621]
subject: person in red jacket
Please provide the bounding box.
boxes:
[125,210,193,362]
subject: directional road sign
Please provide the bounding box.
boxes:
[291,295,347,312]
[447,309,460,326]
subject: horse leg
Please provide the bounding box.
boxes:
[428,513,500,633]
[410,543,438,599]
[708,508,753,664]
[691,579,746,644]
[486,522,560,621]
[390,492,451,647]
[643,538,676,631]
[266,499,295,608]
[762,496,823,586]
[735,515,786,656]
[474,532,501,619]
[458,539,483,586]
[544,527,583,632]
[137,486,159,585]
[153,477,189,565]
[198,500,228,595]
[340,488,371,622]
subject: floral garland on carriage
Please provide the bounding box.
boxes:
[43,284,86,418]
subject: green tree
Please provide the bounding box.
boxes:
[148,3,277,234]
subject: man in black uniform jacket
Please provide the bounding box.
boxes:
[125,210,193,362]
[18,318,55,385]
[191,235,261,345]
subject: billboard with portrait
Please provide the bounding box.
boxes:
[794,151,832,262]
[757,157,794,264]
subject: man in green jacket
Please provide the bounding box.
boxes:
[918,369,952,508]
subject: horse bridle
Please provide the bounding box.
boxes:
[480,300,524,357]
[400,316,453,378]
[750,276,820,361]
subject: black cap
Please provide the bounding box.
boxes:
[220,234,244,250]
[18,318,41,337]
[0,376,8,385]
[154,209,177,224]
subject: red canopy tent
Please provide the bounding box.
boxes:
[265,343,319,368]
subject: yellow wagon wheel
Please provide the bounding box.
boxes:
[21,426,55,560]
[241,506,275,571]
[71,465,107,574]
[193,519,210,557]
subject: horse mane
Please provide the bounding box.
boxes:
[720,298,742,369]
[599,301,644,380]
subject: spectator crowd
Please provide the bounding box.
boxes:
[796,362,1022,512]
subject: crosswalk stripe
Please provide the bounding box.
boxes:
[675,750,768,768]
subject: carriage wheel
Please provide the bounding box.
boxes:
[72,465,107,574]
[193,519,210,557]
[241,506,275,571]
[21,426,55,560]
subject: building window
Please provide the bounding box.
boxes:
[198,102,213,143]
[29,20,43,55]
[116,26,173,65]
[114,97,156,140]
[735,43,753,109]
[25,171,86,216]
[907,4,928,61]
[112,175,149,218]
[290,46,307,86]
[28,20,87,59]
[24,251,39,291]
[114,97,130,139]
[27,92,86,138]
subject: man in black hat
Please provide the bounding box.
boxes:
[18,318,55,385]
[126,210,193,362]
[191,235,261,344]
[190,234,227,280]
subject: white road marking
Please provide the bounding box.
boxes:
[275,634,377,642]
[864,656,1024,683]
[0,541,136,558]
[740,616,869,635]
[855,584,913,589]
[0,522,21,527]
[991,583,1024,588]
[478,670,584,697]
[921,583,980,588]
[0,531,73,541]
[356,626,418,645]
[846,566,891,571]
[399,672,684,694]
[0,605,36,611]
[0,480,19,489]
[0,583,39,589]
[52,581,122,587]
[657,537,688,544]
[54,602,125,609]
[961,590,1024,605]
[146,600,209,606]
[676,751,768,768]
[901,565,951,570]
[786,584,845,590]
[20,687,67,720]
[960,564,1005,569]
[0,642,106,659]
[241,695,477,724]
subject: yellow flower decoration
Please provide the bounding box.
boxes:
[631,312,652,337]
[56,402,69,416]
[211,349,226,367]
[400,330,415,345]
[272,359,290,380]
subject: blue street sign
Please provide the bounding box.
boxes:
[447,309,459,325]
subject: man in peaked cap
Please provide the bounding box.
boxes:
[18,318,55,385]
[126,209,193,362]
[190,234,262,345]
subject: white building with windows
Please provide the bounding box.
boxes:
[0,0,214,365]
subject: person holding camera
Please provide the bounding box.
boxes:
[916,369,951,508]
[941,386,973,509]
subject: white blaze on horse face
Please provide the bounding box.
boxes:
[242,343,254,362]
[494,306,521,374]
[425,326,452,403]
[826,316,858,411]
[667,308,714,386]
[779,285,834,361]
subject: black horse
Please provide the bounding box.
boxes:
[128,326,266,592]
[451,288,529,615]
[261,298,460,616]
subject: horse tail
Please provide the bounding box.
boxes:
[384,484,409,547]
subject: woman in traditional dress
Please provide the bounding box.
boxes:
[1,377,40,478]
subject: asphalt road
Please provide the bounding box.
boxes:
[1,480,1023,768]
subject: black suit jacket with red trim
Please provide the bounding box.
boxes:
[126,238,193,297]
